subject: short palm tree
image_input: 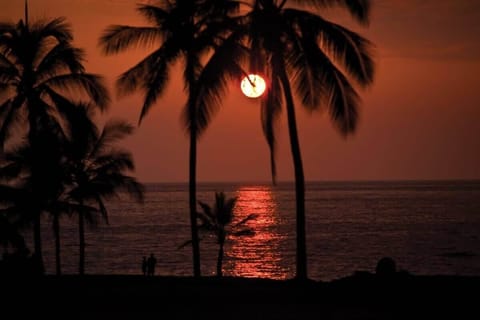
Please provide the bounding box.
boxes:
[0,3,110,268]
[99,0,242,277]
[197,192,255,277]
[65,105,144,275]
[231,0,375,280]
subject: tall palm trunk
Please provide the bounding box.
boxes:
[187,55,201,278]
[53,212,61,275]
[278,60,307,280]
[189,117,201,277]
[79,207,85,275]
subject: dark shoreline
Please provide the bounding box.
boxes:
[2,272,478,318]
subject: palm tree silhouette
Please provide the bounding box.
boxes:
[0,157,30,256]
[0,126,66,275]
[65,105,144,275]
[231,0,375,280]
[197,192,255,277]
[99,1,241,277]
[0,2,110,269]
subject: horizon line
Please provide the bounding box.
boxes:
[138,178,480,184]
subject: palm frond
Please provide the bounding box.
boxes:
[92,151,135,173]
[231,228,255,237]
[35,43,86,83]
[311,46,360,134]
[0,99,21,151]
[99,25,162,55]
[177,239,193,250]
[31,17,73,43]
[46,89,98,149]
[0,51,16,69]
[0,65,19,85]
[290,0,371,25]
[233,213,257,228]
[0,22,16,35]
[102,119,134,143]
[133,37,181,124]
[94,195,109,225]
[116,50,161,97]
[286,9,374,86]
[261,71,283,185]
[319,22,375,86]
[52,200,99,218]
[198,200,214,222]
[136,4,170,26]
[89,173,144,204]
[177,236,206,250]
[224,196,238,216]
[139,59,170,123]
[42,73,110,110]
[184,32,247,136]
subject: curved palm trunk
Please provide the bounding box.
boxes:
[53,213,61,275]
[79,209,85,275]
[186,53,201,278]
[278,63,307,280]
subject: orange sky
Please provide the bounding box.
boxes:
[1,0,479,182]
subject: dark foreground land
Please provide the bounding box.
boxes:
[1,272,478,319]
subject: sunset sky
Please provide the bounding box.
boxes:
[1,0,479,183]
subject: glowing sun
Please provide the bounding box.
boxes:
[241,74,266,98]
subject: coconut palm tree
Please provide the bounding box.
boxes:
[196,191,255,277]
[227,0,375,280]
[65,105,144,275]
[0,2,109,149]
[0,2,110,268]
[0,119,70,274]
[99,0,242,277]
[0,170,29,256]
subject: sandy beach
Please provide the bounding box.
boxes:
[2,272,478,319]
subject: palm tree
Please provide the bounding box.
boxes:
[0,2,110,268]
[196,191,255,277]
[231,0,375,280]
[0,171,29,255]
[0,120,69,275]
[98,1,242,277]
[65,105,144,275]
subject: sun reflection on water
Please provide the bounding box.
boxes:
[224,186,290,279]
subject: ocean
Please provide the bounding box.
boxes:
[33,180,480,281]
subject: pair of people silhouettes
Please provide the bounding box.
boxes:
[142,253,157,276]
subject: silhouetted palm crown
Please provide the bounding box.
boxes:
[66,109,144,217]
[99,0,239,131]
[238,0,375,178]
[0,17,109,149]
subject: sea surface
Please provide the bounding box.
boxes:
[31,180,480,281]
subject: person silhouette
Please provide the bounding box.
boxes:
[141,256,147,276]
[147,253,157,276]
